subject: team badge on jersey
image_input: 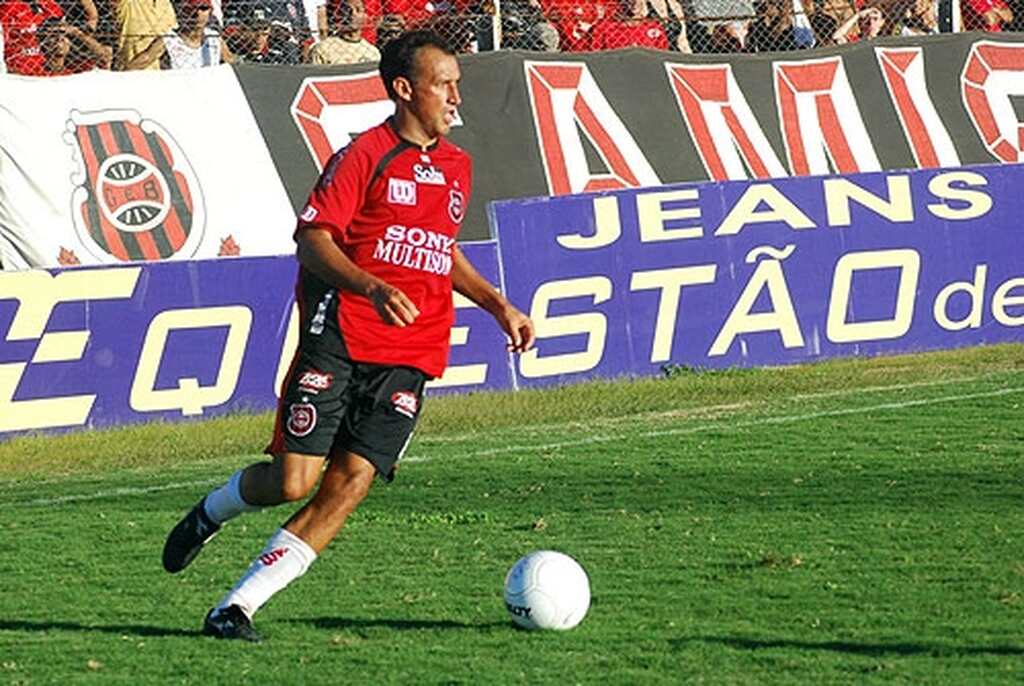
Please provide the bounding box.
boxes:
[414,163,446,185]
[448,189,465,224]
[388,178,417,206]
[287,402,317,436]
[391,391,419,419]
[66,109,205,263]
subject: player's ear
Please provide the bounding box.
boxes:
[392,75,414,103]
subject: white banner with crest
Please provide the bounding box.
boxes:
[0,65,296,271]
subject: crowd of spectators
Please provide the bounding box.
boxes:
[0,0,1015,76]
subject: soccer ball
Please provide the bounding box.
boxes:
[503,550,591,630]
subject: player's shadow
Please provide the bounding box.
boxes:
[293,616,507,632]
[0,619,195,638]
[678,636,1024,656]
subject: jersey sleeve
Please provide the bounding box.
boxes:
[463,153,474,223]
[295,142,374,244]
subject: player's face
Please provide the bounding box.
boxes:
[407,46,461,141]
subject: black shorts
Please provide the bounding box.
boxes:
[266,349,427,481]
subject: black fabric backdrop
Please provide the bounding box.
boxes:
[236,33,1024,241]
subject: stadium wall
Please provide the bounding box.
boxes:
[2,33,1024,435]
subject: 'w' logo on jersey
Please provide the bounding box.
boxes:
[66,109,205,263]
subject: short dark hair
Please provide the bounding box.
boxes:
[378,30,454,101]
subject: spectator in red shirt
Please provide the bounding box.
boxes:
[381,0,455,26]
[541,0,610,51]
[962,0,1012,30]
[1,0,64,74]
[592,2,670,50]
[630,0,690,51]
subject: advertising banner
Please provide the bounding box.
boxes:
[6,34,1024,268]
[241,34,1024,243]
[490,163,1024,386]
[0,243,508,436]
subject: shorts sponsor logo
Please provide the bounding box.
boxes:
[260,547,288,566]
[413,163,446,185]
[300,205,318,222]
[388,178,417,206]
[287,402,317,436]
[448,189,465,224]
[391,391,418,419]
[297,369,333,394]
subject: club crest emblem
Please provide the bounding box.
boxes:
[287,403,317,437]
[448,189,465,224]
[66,109,205,263]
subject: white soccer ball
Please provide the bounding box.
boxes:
[503,550,591,630]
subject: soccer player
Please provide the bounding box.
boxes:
[162,29,535,642]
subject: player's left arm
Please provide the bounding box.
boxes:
[451,245,535,353]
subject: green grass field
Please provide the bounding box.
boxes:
[1,345,1022,684]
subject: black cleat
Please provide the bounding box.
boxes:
[202,605,262,643]
[162,497,221,573]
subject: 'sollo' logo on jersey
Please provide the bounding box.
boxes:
[66,109,205,263]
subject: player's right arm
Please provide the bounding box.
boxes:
[295,139,420,328]
[295,228,419,327]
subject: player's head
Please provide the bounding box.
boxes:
[380,30,461,140]
[380,30,455,101]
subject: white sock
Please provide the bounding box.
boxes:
[215,528,317,618]
[203,470,260,524]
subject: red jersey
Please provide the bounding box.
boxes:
[963,0,1010,30]
[1,0,63,75]
[381,0,442,24]
[592,18,669,50]
[296,119,472,378]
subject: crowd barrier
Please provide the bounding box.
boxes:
[2,161,1022,436]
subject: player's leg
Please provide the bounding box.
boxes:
[202,363,425,641]
[161,452,326,574]
[202,449,375,642]
[280,450,377,551]
[163,354,351,574]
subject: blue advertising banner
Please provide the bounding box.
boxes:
[5,161,1024,437]
[490,163,1024,387]
[0,243,508,436]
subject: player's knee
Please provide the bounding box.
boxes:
[322,469,374,512]
[279,472,319,502]
[347,469,375,502]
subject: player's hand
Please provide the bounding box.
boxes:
[496,304,535,353]
[367,281,420,327]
